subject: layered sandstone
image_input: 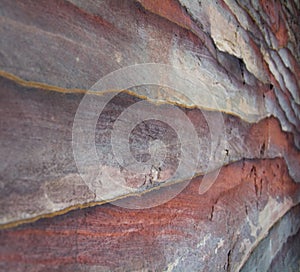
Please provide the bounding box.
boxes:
[0,0,299,271]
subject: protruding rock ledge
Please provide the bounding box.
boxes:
[0,72,299,228]
[0,158,299,271]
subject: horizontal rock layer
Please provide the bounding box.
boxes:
[0,158,300,271]
[0,73,299,227]
[1,0,299,128]
[0,0,299,271]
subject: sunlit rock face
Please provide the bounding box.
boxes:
[0,0,299,271]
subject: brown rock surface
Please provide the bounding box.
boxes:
[0,159,299,271]
[0,0,299,270]
[1,72,299,227]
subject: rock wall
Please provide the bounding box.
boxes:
[0,0,299,271]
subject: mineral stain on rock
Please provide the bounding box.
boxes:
[0,0,300,271]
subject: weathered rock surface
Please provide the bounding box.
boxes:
[0,159,300,271]
[1,73,299,227]
[0,0,299,271]
[241,204,300,271]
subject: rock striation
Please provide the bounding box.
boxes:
[0,0,299,271]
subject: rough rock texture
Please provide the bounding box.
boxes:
[0,0,300,271]
[1,73,300,227]
[241,204,300,271]
[0,159,300,271]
